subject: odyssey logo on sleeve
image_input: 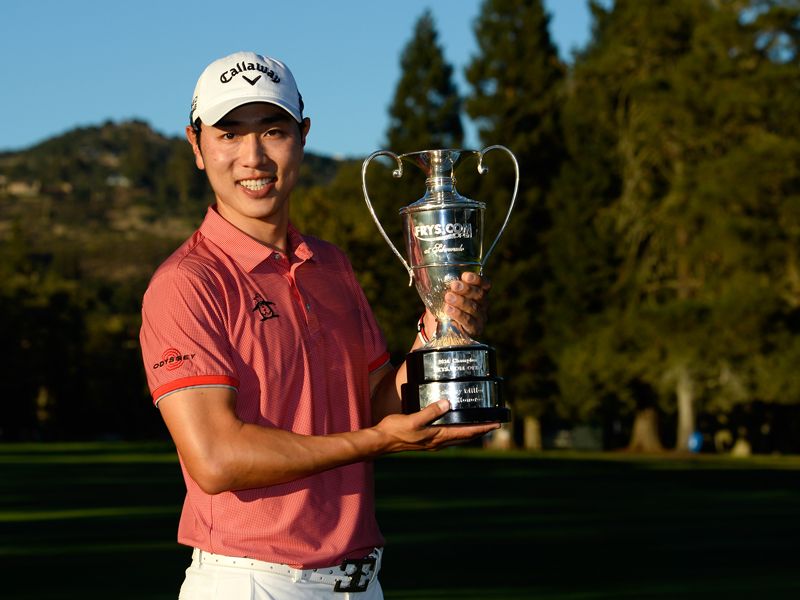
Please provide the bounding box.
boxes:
[153,348,196,371]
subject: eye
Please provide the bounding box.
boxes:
[222,132,237,140]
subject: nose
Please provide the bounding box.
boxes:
[240,133,270,168]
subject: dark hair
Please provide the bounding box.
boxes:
[191,118,202,145]
[191,112,305,145]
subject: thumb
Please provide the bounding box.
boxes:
[412,399,451,427]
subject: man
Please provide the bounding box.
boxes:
[140,51,497,599]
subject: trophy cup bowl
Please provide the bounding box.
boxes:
[362,147,519,424]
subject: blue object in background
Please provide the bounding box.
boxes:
[688,431,703,453]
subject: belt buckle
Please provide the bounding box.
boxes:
[334,556,376,593]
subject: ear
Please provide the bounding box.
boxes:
[185,125,205,170]
[300,117,311,147]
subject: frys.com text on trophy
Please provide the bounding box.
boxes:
[362,147,519,425]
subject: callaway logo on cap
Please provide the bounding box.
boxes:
[190,51,304,126]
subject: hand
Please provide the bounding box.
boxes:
[426,271,491,338]
[373,399,500,453]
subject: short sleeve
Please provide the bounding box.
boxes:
[140,266,239,405]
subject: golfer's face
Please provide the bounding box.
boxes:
[189,103,309,238]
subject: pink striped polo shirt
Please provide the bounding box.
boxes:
[140,206,389,568]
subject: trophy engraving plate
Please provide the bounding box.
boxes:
[418,380,499,411]
[422,349,490,380]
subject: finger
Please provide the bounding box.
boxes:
[461,271,491,290]
[448,423,501,438]
[441,422,501,437]
[444,303,479,333]
[449,278,487,301]
[444,292,470,314]
[444,294,484,332]
[432,423,501,449]
[408,399,451,428]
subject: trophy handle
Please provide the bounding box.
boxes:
[362,151,415,285]
[477,145,519,273]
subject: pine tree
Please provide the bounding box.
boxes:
[464,0,566,446]
[385,9,464,153]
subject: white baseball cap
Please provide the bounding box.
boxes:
[190,51,304,127]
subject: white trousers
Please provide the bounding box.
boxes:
[178,548,383,600]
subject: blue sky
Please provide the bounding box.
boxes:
[0,0,592,158]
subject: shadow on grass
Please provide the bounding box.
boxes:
[0,442,187,599]
[1,444,799,599]
[376,450,800,599]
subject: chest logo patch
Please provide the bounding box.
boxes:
[253,293,279,321]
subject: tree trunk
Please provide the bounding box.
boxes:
[523,416,542,450]
[673,219,697,451]
[675,364,695,451]
[627,407,664,452]
[484,423,514,450]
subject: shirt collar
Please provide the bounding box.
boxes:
[199,206,314,272]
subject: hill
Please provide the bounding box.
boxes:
[0,119,343,220]
[0,119,348,280]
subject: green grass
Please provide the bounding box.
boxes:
[1,443,799,599]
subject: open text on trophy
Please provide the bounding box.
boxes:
[362,146,519,425]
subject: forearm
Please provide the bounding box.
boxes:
[161,387,388,494]
[199,421,386,493]
[179,400,491,494]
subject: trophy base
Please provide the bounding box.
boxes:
[401,343,509,424]
[434,406,511,425]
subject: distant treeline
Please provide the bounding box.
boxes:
[1,0,799,453]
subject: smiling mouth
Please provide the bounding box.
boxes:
[238,177,275,191]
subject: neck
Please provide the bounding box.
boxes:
[261,233,289,254]
[213,204,289,253]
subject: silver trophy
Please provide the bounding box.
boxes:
[362,147,519,424]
